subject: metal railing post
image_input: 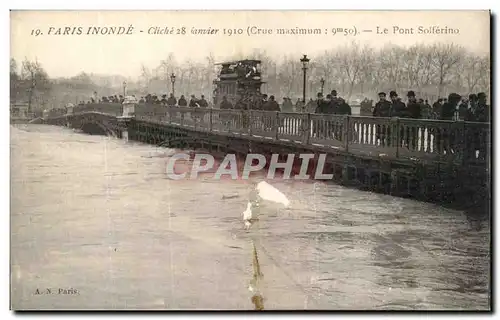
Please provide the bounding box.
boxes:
[392,117,400,158]
[343,115,350,152]
[209,109,213,132]
[274,112,279,140]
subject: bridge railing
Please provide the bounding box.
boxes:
[62,103,490,166]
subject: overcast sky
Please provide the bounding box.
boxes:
[10,10,490,79]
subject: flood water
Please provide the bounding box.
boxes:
[10,124,491,310]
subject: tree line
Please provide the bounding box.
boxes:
[10,41,490,111]
[10,58,122,111]
[10,58,52,112]
[139,42,490,104]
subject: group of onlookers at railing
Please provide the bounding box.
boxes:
[76,89,489,123]
[51,88,488,160]
[367,90,489,158]
[371,90,490,123]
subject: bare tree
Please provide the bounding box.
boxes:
[141,42,489,104]
[414,45,435,92]
[462,54,489,93]
[430,43,465,97]
[335,42,372,100]
[139,64,151,92]
[357,46,375,94]
[276,55,300,97]
[204,52,217,100]
[10,58,19,103]
[21,58,51,112]
[378,44,406,92]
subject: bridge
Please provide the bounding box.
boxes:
[42,102,490,212]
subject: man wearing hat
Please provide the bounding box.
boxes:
[440,93,461,121]
[475,92,489,123]
[389,91,407,147]
[373,92,392,146]
[406,90,421,119]
[389,91,407,118]
[406,90,422,149]
[373,92,392,117]
[475,92,489,160]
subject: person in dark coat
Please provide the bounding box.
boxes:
[305,98,315,113]
[334,97,351,116]
[440,93,460,121]
[422,99,432,118]
[330,90,345,114]
[295,98,305,113]
[189,94,203,123]
[314,93,331,114]
[406,91,421,149]
[220,95,233,109]
[373,92,392,146]
[330,90,339,103]
[437,93,462,154]
[234,95,251,128]
[261,94,268,107]
[474,92,489,160]
[263,95,280,112]
[262,95,280,130]
[176,95,188,122]
[160,94,168,105]
[464,94,478,121]
[390,91,407,118]
[431,99,443,119]
[178,95,187,107]
[198,95,209,108]
[188,95,199,108]
[373,92,392,117]
[420,99,431,119]
[167,93,177,107]
[152,95,160,104]
[457,97,469,120]
[219,95,233,128]
[475,92,489,123]
[389,91,407,147]
[313,93,330,138]
[319,94,337,138]
[281,97,294,112]
[249,94,262,110]
[463,94,480,160]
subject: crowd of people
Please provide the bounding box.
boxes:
[70,87,490,158]
[81,89,490,125]
[372,90,490,123]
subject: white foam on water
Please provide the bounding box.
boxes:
[256,181,290,208]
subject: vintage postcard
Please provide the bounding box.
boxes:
[10,10,491,311]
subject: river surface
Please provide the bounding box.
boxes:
[10,124,490,310]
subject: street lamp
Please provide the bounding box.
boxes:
[170,73,176,96]
[122,81,127,97]
[300,54,310,103]
[320,77,325,94]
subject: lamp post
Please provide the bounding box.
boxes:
[320,77,325,94]
[300,54,310,103]
[122,81,127,97]
[170,73,176,96]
